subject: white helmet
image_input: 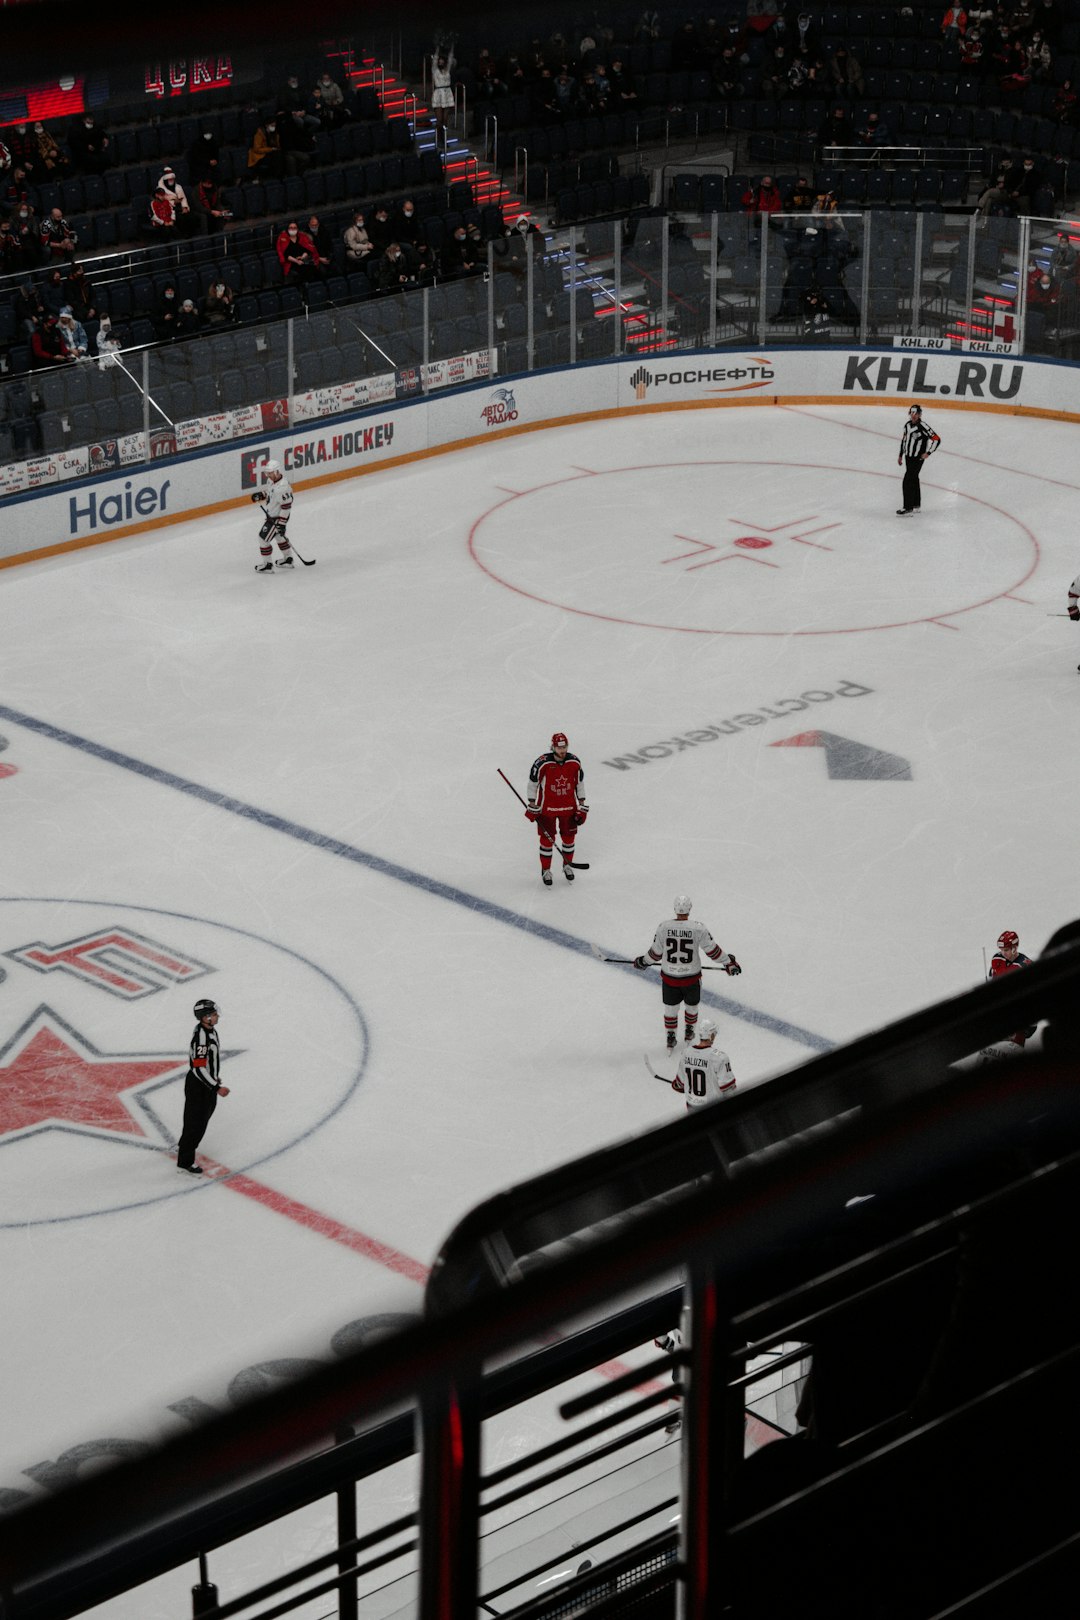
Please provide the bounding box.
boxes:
[696,1018,718,1042]
[262,459,282,479]
[673,895,692,916]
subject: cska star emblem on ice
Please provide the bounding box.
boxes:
[0,897,369,1227]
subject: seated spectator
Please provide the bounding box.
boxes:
[475,48,506,99]
[976,177,1013,217]
[442,223,481,278]
[608,57,638,105]
[39,205,78,262]
[63,262,97,324]
[195,173,231,234]
[56,305,89,358]
[1026,29,1051,79]
[1008,154,1043,212]
[95,313,122,366]
[0,217,21,275]
[1048,232,1077,280]
[276,220,319,281]
[176,298,202,337]
[790,8,821,54]
[788,175,816,212]
[247,119,284,181]
[186,129,220,183]
[156,167,193,233]
[148,186,177,237]
[15,280,47,332]
[30,313,71,366]
[30,121,70,176]
[760,43,790,97]
[714,46,742,99]
[671,20,700,70]
[393,199,432,272]
[579,69,608,113]
[304,214,333,269]
[858,110,891,145]
[1052,78,1077,124]
[344,209,375,264]
[278,73,316,124]
[960,26,985,68]
[203,278,237,324]
[592,63,611,101]
[368,204,394,253]
[941,5,968,37]
[829,45,864,97]
[42,266,69,316]
[154,281,180,340]
[6,123,39,177]
[551,69,579,116]
[281,109,316,174]
[1027,265,1059,308]
[12,198,42,267]
[742,173,783,226]
[374,240,420,291]
[818,104,852,157]
[531,68,560,122]
[67,112,109,176]
[314,71,348,126]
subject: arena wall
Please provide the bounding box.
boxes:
[3,344,1078,569]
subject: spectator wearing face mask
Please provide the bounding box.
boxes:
[176,297,202,337]
[156,167,194,234]
[203,278,237,324]
[276,220,319,281]
[247,118,284,180]
[11,197,43,266]
[186,129,220,183]
[96,313,122,367]
[1027,264,1059,308]
[31,121,70,175]
[313,71,348,127]
[56,305,89,358]
[67,112,109,176]
[40,205,78,262]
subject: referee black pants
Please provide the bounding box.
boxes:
[178,1073,218,1167]
[901,456,924,511]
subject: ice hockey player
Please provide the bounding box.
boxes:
[987,928,1037,1052]
[634,896,741,1050]
[1068,571,1079,669]
[671,1018,737,1109]
[526,731,587,885]
[250,459,296,572]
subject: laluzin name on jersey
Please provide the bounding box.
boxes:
[843,355,1022,400]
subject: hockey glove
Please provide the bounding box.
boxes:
[251,491,268,503]
[671,1076,685,1093]
[1069,605,1080,622]
[633,955,649,970]
[572,805,588,826]
[723,955,742,976]
[525,807,540,821]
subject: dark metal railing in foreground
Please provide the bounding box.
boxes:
[1,931,1079,1620]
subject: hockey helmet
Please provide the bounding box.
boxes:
[551,732,569,750]
[696,1018,718,1043]
[262,459,282,480]
[673,895,692,916]
[997,930,1020,951]
[193,998,220,1019]
[907,404,922,416]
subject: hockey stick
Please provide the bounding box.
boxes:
[289,545,317,567]
[588,944,730,970]
[497,767,590,868]
[643,1053,676,1086]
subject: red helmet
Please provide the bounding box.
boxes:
[997,930,1019,951]
[551,732,568,749]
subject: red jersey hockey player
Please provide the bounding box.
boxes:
[527,732,587,885]
[988,929,1036,1048]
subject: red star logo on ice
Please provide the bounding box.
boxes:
[0,1007,186,1142]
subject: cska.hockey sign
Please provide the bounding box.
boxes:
[842,354,1022,400]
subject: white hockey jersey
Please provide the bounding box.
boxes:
[261,476,294,522]
[647,919,723,980]
[677,1043,736,1109]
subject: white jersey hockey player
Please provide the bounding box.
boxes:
[251,460,296,572]
[672,1020,737,1109]
[634,895,741,1050]
[1069,572,1080,670]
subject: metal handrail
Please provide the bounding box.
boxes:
[483,111,498,171]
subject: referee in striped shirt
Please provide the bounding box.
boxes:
[177,998,230,1174]
[896,405,941,515]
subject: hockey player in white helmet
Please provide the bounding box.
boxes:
[250,458,296,573]
[672,1018,737,1109]
[634,896,741,1050]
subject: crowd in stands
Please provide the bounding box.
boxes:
[3,3,1080,450]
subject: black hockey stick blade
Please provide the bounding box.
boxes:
[290,546,316,566]
[565,859,590,869]
[643,1053,674,1085]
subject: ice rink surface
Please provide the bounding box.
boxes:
[2,399,1080,1613]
